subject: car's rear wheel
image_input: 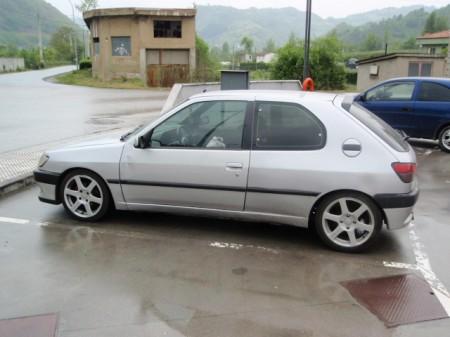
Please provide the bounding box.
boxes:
[60,170,110,221]
[315,192,382,253]
[438,126,450,153]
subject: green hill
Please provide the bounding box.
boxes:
[332,5,450,49]
[196,5,436,49]
[0,0,74,48]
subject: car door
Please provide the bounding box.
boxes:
[414,81,450,139]
[245,101,327,221]
[119,99,252,211]
[360,80,417,136]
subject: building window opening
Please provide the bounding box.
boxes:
[112,36,131,56]
[154,21,182,38]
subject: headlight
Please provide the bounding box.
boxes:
[38,154,49,168]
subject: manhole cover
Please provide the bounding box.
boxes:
[0,313,58,337]
[341,273,449,327]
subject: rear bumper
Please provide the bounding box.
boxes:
[374,188,419,209]
[34,170,61,205]
[374,188,419,230]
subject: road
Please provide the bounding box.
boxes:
[0,144,449,336]
[0,66,168,153]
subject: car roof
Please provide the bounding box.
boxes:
[380,77,450,86]
[190,90,337,102]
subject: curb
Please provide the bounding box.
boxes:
[0,174,35,199]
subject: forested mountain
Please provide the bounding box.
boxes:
[0,0,74,48]
[196,5,438,48]
[332,5,450,50]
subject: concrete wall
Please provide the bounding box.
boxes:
[0,58,25,73]
[357,56,447,91]
[161,80,303,114]
[89,14,196,81]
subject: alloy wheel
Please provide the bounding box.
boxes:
[63,175,104,219]
[441,129,450,151]
[321,197,375,248]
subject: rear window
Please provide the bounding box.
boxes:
[343,102,409,152]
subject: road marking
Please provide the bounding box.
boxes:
[384,223,450,316]
[0,216,29,225]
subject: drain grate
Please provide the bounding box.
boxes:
[0,313,58,337]
[341,273,449,327]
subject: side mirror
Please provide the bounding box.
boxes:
[355,94,365,102]
[134,135,148,149]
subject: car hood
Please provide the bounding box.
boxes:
[61,136,122,149]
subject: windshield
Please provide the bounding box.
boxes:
[342,101,409,152]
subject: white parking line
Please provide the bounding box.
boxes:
[384,223,450,316]
[0,216,30,225]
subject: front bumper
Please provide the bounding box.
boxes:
[34,170,61,205]
[374,188,419,230]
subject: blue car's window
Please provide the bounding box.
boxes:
[418,82,450,102]
[346,103,409,152]
[366,82,415,101]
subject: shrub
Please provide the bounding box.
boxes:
[79,59,92,70]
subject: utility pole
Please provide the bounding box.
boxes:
[68,0,79,69]
[37,11,44,67]
[303,0,312,80]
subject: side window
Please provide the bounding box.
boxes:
[418,82,450,102]
[254,102,325,150]
[151,101,248,149]
[365,82,415,101]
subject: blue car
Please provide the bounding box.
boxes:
[355,77,450,152]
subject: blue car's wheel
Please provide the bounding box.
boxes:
[439,126,450,153]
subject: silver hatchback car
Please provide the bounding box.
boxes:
[34,91,418,252]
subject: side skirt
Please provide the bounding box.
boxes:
[118,202,309,228]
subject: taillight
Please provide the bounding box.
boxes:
[392,162,416,183]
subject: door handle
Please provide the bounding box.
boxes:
[401,107,413,112]
[225,162,243,169]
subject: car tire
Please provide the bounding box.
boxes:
[60,169,110,221]
[314,192,382,253]
[438,126,450,153]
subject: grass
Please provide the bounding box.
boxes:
[55,69,146,89]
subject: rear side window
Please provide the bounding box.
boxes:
[418,82,450,102]
[366,82,415,101]
[254,102,326,150]
[346,102,409,152]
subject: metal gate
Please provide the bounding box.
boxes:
[146,49,190,87]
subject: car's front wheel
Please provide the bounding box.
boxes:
[60,169,110,221]
[438,126,450,153]
[314,192,382,253]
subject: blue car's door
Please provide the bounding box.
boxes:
[359,80,418,136]
[413,81,450,139]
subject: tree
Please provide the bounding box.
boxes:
[271,35,346,90]
[263,39,277,53]
[76,0,98,12]
[240,36,254,55]
[423,11,449,33]
[49,26,82,62]
[363,33,382,51]
[195,35,220,81]
[401,37,417,50]
[221,42,231,60]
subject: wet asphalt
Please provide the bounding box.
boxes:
[0,144,449,336]
[0,66,168,153]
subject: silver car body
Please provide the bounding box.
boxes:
[35,91,418,230]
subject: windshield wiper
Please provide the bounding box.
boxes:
[120,124,144,141]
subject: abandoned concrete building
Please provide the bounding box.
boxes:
[83,8,196,87]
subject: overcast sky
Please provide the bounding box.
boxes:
[46,0,449,19]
